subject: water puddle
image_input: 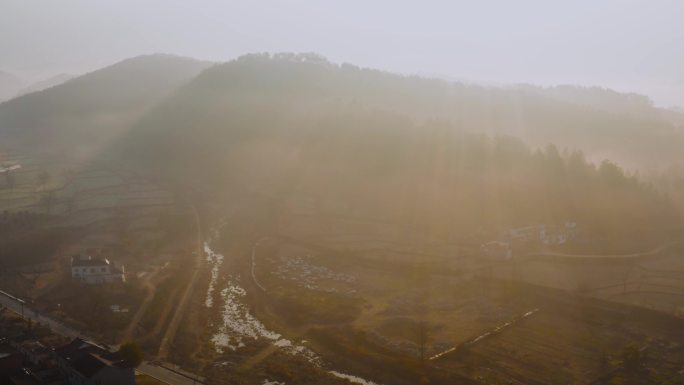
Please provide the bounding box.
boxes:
[204,241,224,308]
[205,236,379,384]
[330,371,380,385]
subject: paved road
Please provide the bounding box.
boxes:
[0,290,81,339]
[138,362,205,385]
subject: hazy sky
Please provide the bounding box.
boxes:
[1,0,682,107]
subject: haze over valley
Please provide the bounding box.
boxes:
[2,2,684,385]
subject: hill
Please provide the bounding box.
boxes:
[0,54,211,162]
[15,73,74,97]
[124,53,684,171]
[0,70,25,102]
[113,53,682,249]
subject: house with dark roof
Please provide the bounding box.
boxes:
[70,256,125,284]
[14,340,53,368]
[54,339,134,385]
[0,345,23,375]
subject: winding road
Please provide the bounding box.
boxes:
[120,268,161,342]
[524,239,684,260]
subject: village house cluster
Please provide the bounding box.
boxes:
[0,312,135,385]
[481,221,578,260]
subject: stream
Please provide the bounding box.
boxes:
[204,233,379,385]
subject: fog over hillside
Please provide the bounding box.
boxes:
[2,1,683,107]
[105,54,680,249]
[3,3,684,385]
[3,52,683,246]
[7,52,680,170]
[0,70,25,102]
[15,73,74,97]
[0,54,211,161]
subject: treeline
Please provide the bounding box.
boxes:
[0,54,210,162]
[113,62,681,249]
[0,210,42,235]
[129,53,684,171]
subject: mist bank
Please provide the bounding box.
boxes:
[4,52,683,170]
[2,53,683,249]
[0,54,211,162]
[106,54,682,250]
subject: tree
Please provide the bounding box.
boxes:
[36,171,50,191]
[118,342,143,367]
[62,168,75,182]
[621,343,647,372]
[39,190,56,214]
[64,196,76,214]
[416,320,430,364]
[1,163,16,191]
[4,171,15,191]
[412,263,432,365]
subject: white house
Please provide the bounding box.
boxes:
[503,222,578,245]
[505,224,546,242]
[541,221,579,245]
[481,241,513,260]
[71,255,125,284]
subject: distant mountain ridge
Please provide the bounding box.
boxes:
[15,73,75,97]
[107,53,681,249]
[4,53,682,170]
[1,52,681,248]
[117,53,684,171]
[0,70,25,102]
[0,54,211,161]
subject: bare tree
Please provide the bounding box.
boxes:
[62,168,75,182]
[1,163,14,191]
[64,195,77,214]
[39,190,56,214]
[412,264,432,364]
[36,170,51,191]
[416,320,431,364]
[4,170,15,191]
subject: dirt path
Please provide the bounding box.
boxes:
[149,287,182,339]
[525,239,684,260]
[120,268,161,342]
[157,202,203,360]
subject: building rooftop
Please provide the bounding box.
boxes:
[17,340,52,357]
[70,255,110,268]
[55,338,128,379]
[54,338,108,359]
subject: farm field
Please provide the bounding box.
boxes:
[0,149,197,352]
[256,238,684,385]
[169,204,684,385]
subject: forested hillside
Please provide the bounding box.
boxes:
[0,54,210,161]
[120,53,684,169]
[0,70,25,102]
[1,53,680,248]
[113,54,682,249]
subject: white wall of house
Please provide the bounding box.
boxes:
[71,259,125,284]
